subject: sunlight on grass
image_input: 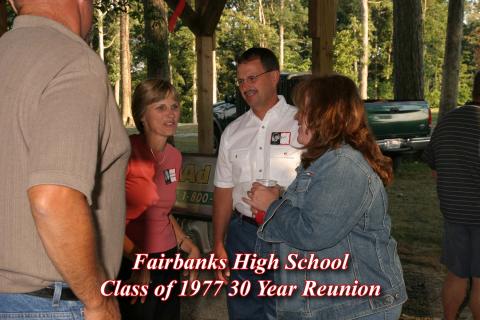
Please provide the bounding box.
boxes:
[388,159,449,319]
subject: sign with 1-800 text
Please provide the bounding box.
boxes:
[175,154,217,217]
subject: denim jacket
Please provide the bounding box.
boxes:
[257,144,407,320]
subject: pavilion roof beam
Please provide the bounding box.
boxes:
[164,0,201,35]
[164,0,226,36]
[201,0,226,35]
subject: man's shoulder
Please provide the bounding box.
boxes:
[279,96,297,112]
[23,19,108,78]
[439,105,480,127]
[446,104,480,116]
[223,111,252,136]
[275,96,297,121]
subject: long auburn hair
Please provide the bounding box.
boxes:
[293,74,393,186]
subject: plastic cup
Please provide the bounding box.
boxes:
[255,179,277,187]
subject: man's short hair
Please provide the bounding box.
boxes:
[236,47,279,72]
[473,71,480,103]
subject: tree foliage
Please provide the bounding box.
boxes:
[2,0,479,121]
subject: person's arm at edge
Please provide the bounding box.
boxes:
[169,215,200,281]
[123,235,140,261]
[212,187,233,283]
[28,184,119,319]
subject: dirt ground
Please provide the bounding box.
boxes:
[399,245,474,320]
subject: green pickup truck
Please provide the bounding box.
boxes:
[174,73,432,254]
[213,73,432,161]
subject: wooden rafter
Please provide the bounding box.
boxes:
[201,0,226,35]
[164,0,226,36]
[164,0,201,35]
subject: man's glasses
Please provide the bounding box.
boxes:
[236,70,273,86]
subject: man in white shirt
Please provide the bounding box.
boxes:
[213,48,302,320]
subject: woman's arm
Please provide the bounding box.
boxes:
[123,236,140,261]
[169,215,200,281]
[258,154,375,251]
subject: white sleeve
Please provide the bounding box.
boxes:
[213,127,234,188]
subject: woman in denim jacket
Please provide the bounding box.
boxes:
[244,75,407,320]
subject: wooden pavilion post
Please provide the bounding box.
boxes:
[165,0,225,154]
[195,35,215,153]
[309,0,338,76]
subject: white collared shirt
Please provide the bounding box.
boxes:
[214,95,302,217]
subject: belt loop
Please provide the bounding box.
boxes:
[52,281,62,307]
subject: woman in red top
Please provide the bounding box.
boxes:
[119,79,200,320]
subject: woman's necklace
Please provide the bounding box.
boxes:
[150,147,167,166]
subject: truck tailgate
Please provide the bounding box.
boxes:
[365,101,430,140]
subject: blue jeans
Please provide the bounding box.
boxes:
[225,215,275,320]
[0,282,84,319]
[354,305,403,320]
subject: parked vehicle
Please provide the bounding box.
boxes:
[175,73,432,253]
[213,73,432,159]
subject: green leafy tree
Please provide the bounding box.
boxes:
[369,0,394,99]
[170,25,195,122]
[216,4,278,98]
[333,16,361,84]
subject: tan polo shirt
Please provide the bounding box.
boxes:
[0,16,131,292]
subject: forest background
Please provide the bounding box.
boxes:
[2,0,480,124]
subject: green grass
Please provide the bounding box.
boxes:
[388,159,448,318]
[388,160,442,255]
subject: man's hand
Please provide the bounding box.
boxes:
[212,187,233,284]
[84,298,121,320]
[213,243,230,284]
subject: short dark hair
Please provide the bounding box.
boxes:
[473,71,480,103]
[236,47,279,71]
[132,79,178,134]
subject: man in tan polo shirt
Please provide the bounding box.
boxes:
[0,1,130,319]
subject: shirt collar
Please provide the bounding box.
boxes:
[12,15,87,46]
[247,95,288,122]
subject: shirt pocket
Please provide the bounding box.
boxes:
[229,148,251,182]
[269,146,301,187]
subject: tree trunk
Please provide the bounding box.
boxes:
[359,0,369,99]
[120,10,133,126]
[114,79,120,106]
[393,0,424,100]
[144,0,170,80]
[0,0,7,37]
[95,8,105,61]
[439,0,464,120]
[258,0,267,47]
[279,0,284,69]
[192,38,197,124]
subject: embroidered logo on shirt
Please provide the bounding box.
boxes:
[164,168,177,184]
[271,132,291,145]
